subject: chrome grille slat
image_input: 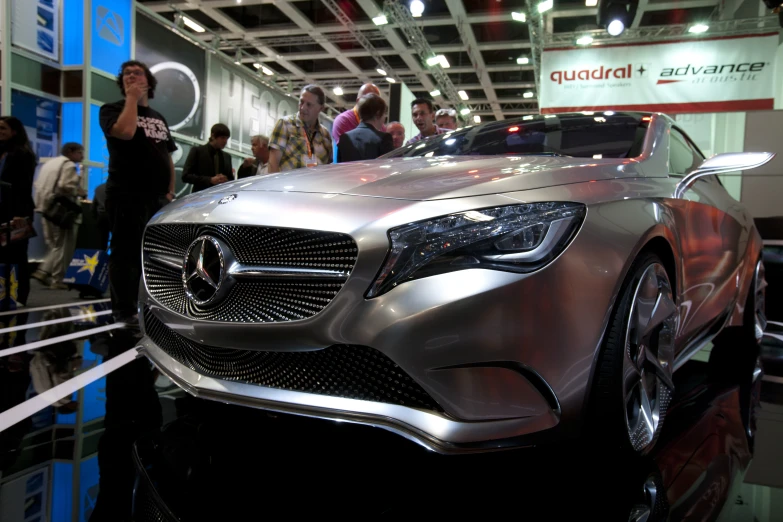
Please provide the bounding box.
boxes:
[143,308,444,412]
[142,224,358,322]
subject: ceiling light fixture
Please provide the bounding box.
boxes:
[460,108,471,115]
[511,12,526,22]
[253,63,262,69]
[473,115,481,124]
[688,24,709,34]
[458,90,469,100]
[517,57,530,65]
[576,35,594,45]
[430,89,441,97]
[333,86,344,96]
[261,66,274,76]
[585,0,598,5]
[376,67,387,75]
[523,91,534,99]
[523,115,534,120]
[410,0,425,17]
[182,16,205,33]
[427,55,450,68]
[372,14,388,25]
[386,77,396,83]
[538,0,553,13]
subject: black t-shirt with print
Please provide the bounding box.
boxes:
[99,100,177,197]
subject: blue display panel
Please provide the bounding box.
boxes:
[63,0,84,65]
[11,90,60,159]
[61,102,84,147]
[88,104,110,199]
[51,462,74,522]
[91,0,132,75]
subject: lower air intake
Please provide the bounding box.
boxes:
[143,308,443,413]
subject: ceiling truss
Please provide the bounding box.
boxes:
[138,0,778,120]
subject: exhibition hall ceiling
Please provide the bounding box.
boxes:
[139,0,776,120]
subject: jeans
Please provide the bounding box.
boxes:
[106,194,165,318]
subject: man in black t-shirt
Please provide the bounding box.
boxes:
[99,60,177,325]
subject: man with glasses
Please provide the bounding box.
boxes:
[99,60,177,325]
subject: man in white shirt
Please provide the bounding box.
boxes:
[32,143,86,289]
[238,134,270,178]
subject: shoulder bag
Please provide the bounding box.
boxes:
[42,161,82,228]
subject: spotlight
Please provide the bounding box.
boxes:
[473,115,481,124]
[517,56,530,65]
[386,77,396,83]
[511,12,527,22]
[372,15,388,25]
[523,91,534,98]
[261,66,274,76]
[607,19,625,36]
[376,67,387,75]
[597,1,637,37]
[458,90,469,100]
[410,0,424,17]
[333,86,344,96]
[460,108,471,115]
[688,24,709,34]
[576,35,594,45]
[430,89,441,97]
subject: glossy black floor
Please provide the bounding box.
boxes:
[1,283,782,521]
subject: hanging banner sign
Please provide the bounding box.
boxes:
[540,34,777,114]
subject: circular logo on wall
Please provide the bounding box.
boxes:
[150,61,201,131]
[183,236,225,306]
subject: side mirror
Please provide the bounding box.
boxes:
[675,152,776,198]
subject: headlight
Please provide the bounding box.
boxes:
[366,202,586,297]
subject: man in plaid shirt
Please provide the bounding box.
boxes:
[268,85,332,173]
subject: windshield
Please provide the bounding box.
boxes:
[383,112,650,159]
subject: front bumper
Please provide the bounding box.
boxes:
[138,190,655,452]
[140,337,559,453]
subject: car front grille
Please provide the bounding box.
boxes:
[142,224,357,322]
[143,307,444,413]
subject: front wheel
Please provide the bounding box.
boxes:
[591,253,679,455]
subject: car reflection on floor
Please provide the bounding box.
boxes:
[0,305,765,522]
[125,341,758,520]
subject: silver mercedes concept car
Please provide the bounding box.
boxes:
[138,112,771,454]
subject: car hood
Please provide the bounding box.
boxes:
[231,155,643,201]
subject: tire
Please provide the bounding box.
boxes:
[590,252,678,455]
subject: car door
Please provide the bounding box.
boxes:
[669,127,745,351]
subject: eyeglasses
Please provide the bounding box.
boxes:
[123,69,146,77]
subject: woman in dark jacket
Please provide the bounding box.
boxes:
[0,116,37,306]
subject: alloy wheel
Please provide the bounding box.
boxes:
[753,260,767,342]
[623,263,677,453]
[628,475,664,522]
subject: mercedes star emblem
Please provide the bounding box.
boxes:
[183,236,225,306]
[219,194,237,204]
